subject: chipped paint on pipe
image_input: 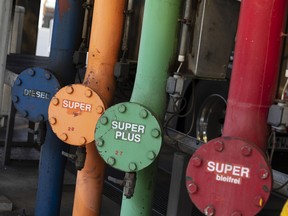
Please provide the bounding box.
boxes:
[73,1,125,215]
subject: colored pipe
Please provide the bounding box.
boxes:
[185,0,288,215]
[72,1,125,215]
[120,0,181,215]
[35,1,84,215]
[222,0,288,151]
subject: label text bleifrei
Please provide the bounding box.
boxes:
[207,161,250,185]
[111,120,145,143]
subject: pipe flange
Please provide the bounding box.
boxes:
[186,137,272,215]
[48,84,105,146]
[95,102,162,172]
[11,67,60,122]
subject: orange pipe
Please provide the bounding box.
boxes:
[83,0,125,105]
[73,1,126,215]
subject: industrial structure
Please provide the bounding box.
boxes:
[0,0,288,215]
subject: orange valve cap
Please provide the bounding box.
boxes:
[52,97,59,106]
[49,117,57,125]
[85,89,93,97]
[60,133,68,141]
[66,86,74,94]
[79,137,87,145]
[96,105,104,114]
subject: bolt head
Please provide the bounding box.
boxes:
[22,111,28,117]
[85,89,92,97]
[49,117,57,125]
[96,138,104,147]
[188,183,198,194]
[28,69,35,76]
[107,157,116,166]
[151,129,160,138]
[45,72,51,80]
[214,141,224,152]
[258,168,269,180]
[147,151,156,160]
[253,195,264,207]
[96,106,104,114]
[204,205,215,216]
[12,96,19,103]
[66,86,74,94]
[79,137,87,145]
[241,145,252,156]
[129,162,137,171]
[37,115,44,121]
[52,97,59,106]
[118,104,126,113]
[100,116,108,125]
[139,109,148,118]
[60,133,68,141]
[15,78,22,86]
[191,156,202,167]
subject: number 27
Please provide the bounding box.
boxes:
[115,150,123,156]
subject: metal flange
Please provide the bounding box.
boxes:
[11,67,60,122]
[48,84,105,146]
[95,102,162,172]
[186,137,272,216]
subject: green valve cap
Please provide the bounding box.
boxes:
[118,104,126,113]
[107,157,116,166]
[129,162,137,171]
[96,138,104,147]
[95,102,162,172]
[100,116,108,125]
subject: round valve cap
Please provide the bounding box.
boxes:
[11,67,60,122]
[186,137,272,215]
[95,102,162,172]
[48,84,105,146]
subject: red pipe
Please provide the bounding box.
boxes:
[223,0,288,151]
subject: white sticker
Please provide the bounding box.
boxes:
[62,99,92,112]
[23,89,50,100]
[111,120,145,143]
[207,161,250,185]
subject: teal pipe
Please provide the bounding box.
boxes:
[120,0,181,215]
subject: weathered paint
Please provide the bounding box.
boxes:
[35,0,84,215]
[58,0,70,20]
[223,0,288,151]
[186,0,288,214]
[72,1,126,216]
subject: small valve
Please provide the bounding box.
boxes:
[166,74,184,97]
[108,172,136,198]
[267,102,288,133]
[62,146,86,170]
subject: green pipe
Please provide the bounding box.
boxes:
[120,0,181,215]
[130,0,181,119]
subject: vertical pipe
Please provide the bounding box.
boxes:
[120,0,181,215]
[178,0,192,62]
[73,1,125,216]
[222,0,288,151]
[0,1,13,111]
[35,1,83,215]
